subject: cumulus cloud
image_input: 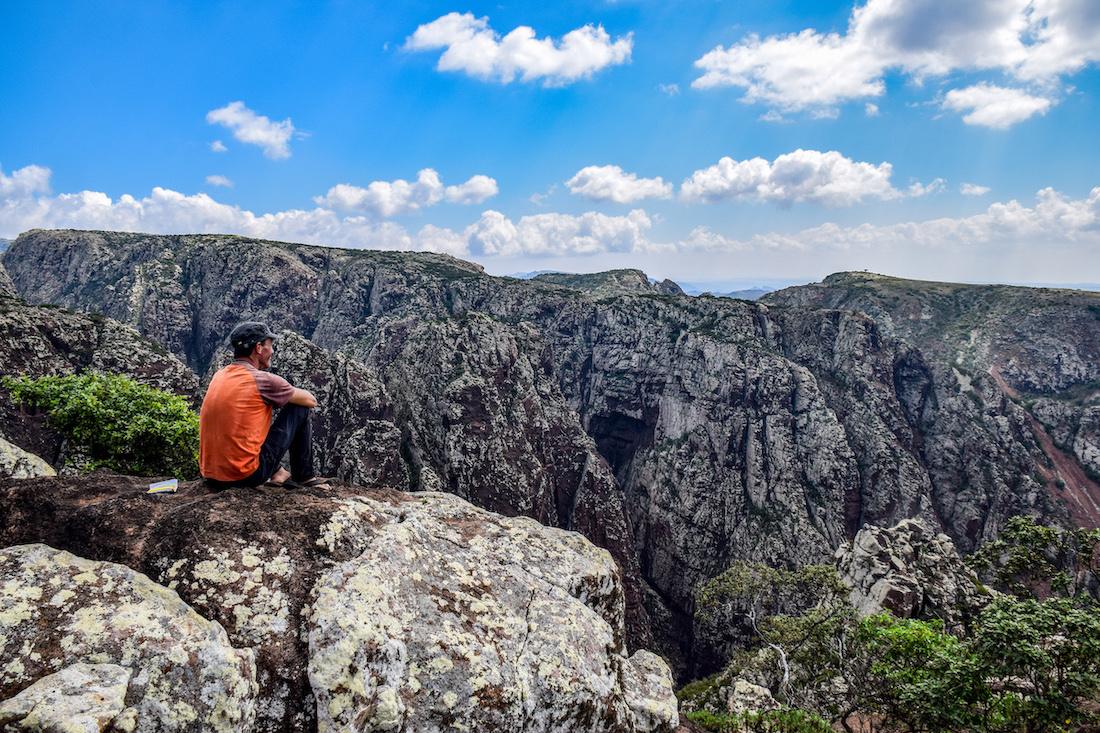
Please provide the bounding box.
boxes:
[405,12,632,85]
[205,175,233,188]
[1,163,51,198]
[680,149,898,207]
[961,183,991,196]
[865,103,880,116]
[691,0,1094,122]
[682,186,1100,253]
[210,140,228,153]
[907,178,946,197]
[464,209,659,256]
[206,102,299,159]
[941,83,1054,128]
[659,83,680,96]
[566,165,673,203]
[0,164,463,254]
[313,169,498,217]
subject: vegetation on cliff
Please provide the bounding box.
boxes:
[682,518,1100,733]
[3,372,199,477]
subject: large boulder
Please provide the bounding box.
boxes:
[835,518,988,629]
[309,491,677,732]
[0,437,55,479]
[0,543,257,732]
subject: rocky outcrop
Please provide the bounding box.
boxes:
[0,292,199,466]
[762,271,1100,396]
[0,437,55,479]
[0,543,258,732]
[0,263,15,297]
[532,269,684,297]
[835,518,988,630]
[309,491,676,732]
[0,474,677,733]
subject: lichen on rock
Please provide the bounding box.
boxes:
[308,491,678,733]
[0,543,257,732]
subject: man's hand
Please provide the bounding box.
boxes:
[288,388,317,409]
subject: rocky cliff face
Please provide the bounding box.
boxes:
[0,475,677,733]
[763,271,1100,530]
[2,230,1088,676]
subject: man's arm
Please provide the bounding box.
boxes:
[287,388,317,409]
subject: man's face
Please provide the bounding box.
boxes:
[254,338,275,370]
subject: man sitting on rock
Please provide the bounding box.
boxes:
[199,321,330,490]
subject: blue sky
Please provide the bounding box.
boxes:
[3,0,1100,290]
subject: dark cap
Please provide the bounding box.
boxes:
[229,321,279,349]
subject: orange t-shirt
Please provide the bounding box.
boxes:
[199,361,294,481]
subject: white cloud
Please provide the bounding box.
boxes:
[907,178,946,197]
[682,186,1100,253]
[445,175,499,205]
[206,101,299,159]
[659,83,680,96]
[566,165,673,203]
[941,83,1054,128]
[759,110,786,122]
[464,209,659,256]
[865,103,880,116]
[405,12,632,85]
[210,140,228,153]
[0,163,51,198]
[313,169,498,217]
[0,164,463,254]
[205,175,233,188]
[961,183,991,196]
[691,0,1099,121]
[680,149,898,207]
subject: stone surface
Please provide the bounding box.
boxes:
[308,491,677,733]
[0,543,257,732]
[835,518,988,629]
[727,680,779,716]
[0,662,131,732]
[0,474,677,733]
[0,437,55,479]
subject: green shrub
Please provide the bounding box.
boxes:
[4,372,199,478]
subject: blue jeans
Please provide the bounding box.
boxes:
[207,404,316,489]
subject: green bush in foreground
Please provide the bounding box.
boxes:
[4,372,199,478]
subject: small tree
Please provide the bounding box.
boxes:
[4,372,199,478]
[695,564,856,709]
[968,515,1099,602]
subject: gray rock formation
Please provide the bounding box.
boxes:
[0,263,15,297]
[309,491,677,732]
[0,543,258,732]
[835,518,988,630]
[0,437,55,479]
[0,663,132,733]
[372,311,651,645]
[0,474,678,733]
